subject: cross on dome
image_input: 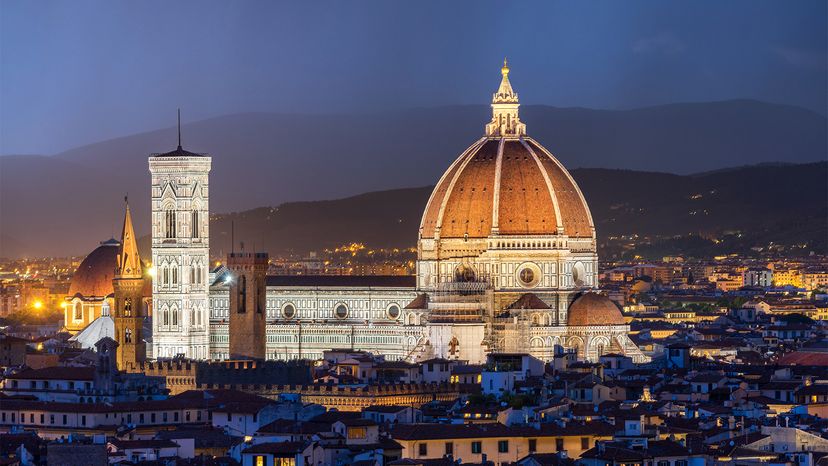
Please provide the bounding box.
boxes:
[485,58,526,137]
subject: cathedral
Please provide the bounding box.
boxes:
[66,62,647,367]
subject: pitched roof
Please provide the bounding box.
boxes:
[404,294,429,309]
[506,293,551,310]
[265,275,415,288]
[242,441,305,456]
[7,366,95,381]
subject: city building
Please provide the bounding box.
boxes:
[65,62,648,365]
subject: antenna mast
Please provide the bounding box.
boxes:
[177,108,182,149]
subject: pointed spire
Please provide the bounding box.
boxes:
[117,196,143,279]
[494,57,518,104]
[485,58,526,137]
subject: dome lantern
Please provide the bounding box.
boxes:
[485,58,526,137]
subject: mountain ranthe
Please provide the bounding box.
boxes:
[0,100,825,258]
[193,162,827,260]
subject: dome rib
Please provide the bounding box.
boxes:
[420,137,596,240]
[419,137,486,238]
[496,141,557,235]
[568,293,625,326]
[522,139,564,234]
[490,138,505,233]
[68,241,120,299]
[433,138,490,239]
[528,140,595,237]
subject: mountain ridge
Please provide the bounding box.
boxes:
[1,100,825,258]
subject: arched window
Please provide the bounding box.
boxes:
[172,266,178,285]
[163,307,169,326]
[191,210,199,238]
[125,328,132,343]
[171,307,178,326]
[165,209,176,239]
[124,298,132,317]
[74,302,82,320]
[238,276,247,313]
[163,266,169,286]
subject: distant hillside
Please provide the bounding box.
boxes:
[1,100,825,258]
[190,162,826,259]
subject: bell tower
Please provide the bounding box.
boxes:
[149,112,211,359]
[112,199,147,370]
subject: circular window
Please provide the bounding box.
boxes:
[454,265,476,282]
[282,303,296,319]
[516,262,541,288]
[334,303,349,319]
[387,304,401,319]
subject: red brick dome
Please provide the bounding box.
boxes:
[68,239,120,299]
[567,293,626,326]
[419,137,594,240]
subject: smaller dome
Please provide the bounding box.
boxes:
[567,293,625,326]
[68,239,120,299]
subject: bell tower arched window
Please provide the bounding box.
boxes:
[125,328,132,343]
[124,298,132,317]
[165,209,176,239]
[191,210,199,238]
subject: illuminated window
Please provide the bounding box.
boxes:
[254,456,265,466]
[124,298,132,317]
[347,427,367,439]
[74,302,82,320]
[125,328,132,343]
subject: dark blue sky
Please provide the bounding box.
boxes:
[1,0,825,155]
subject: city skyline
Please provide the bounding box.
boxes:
[1,4,827,466]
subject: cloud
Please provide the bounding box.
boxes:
[632,33,686,56]
[772,46,827,69]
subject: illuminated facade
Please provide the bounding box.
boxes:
[65,63,645,364]
[60,63,646,364]
[149,142,212,360]
[200,62,646,364]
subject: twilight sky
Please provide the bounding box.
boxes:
[1,0,825,155]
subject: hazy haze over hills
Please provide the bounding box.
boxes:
[199,162,827,260]
[0,100,825,258]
